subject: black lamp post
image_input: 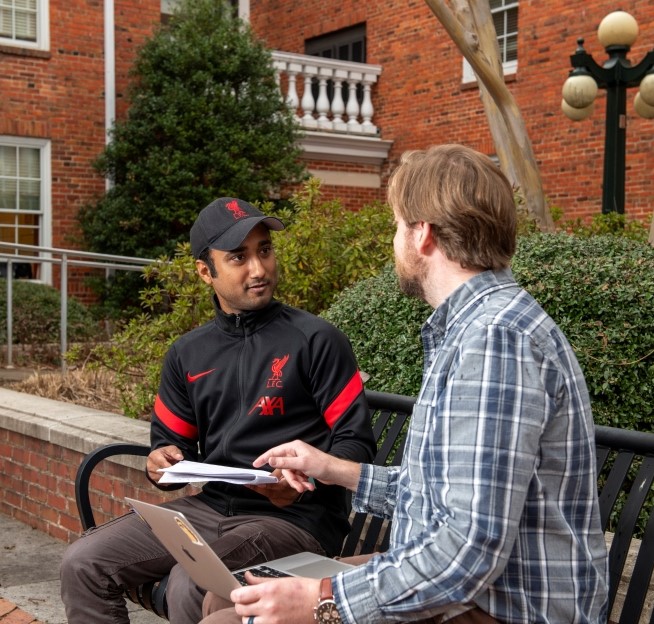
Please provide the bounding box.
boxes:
[562,10,654,215]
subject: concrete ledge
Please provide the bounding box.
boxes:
[0,388,150,471]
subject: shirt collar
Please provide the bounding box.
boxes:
[422,268,516,345]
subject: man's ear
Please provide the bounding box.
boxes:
[415,221,436,255]
[195,259,214,285]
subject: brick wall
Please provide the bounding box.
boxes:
[250,0,654,223]
[0,389,195,545]
[0,426,192,544]
[1,0,162,301]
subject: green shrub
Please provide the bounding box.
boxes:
[322,265,429,397]
[0,280,102,363]
[272,178,395,314]
[77,243,213,418]
[512,233,654,430]
[558,210,650,242]
[323,233,654,432]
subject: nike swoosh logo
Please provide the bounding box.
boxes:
[186,369,217,383]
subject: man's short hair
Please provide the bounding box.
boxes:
[387,144,517,271]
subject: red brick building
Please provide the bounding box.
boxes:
[1,0,653,292]
[248,0,654,222]
[0,0,162,292]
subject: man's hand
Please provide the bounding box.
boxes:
[247,469,304,507]
[231,573,321,624]
[146,445,184,483]
[254,440,362,493]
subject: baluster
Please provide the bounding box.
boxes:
[286,68,300,120]
[360,76,377,134]
[316,67,333,129]
[301,68,318,129]
[272,60,284,90]
[346,71,362,133]
[332,69,347,131]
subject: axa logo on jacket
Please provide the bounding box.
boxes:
[248,396,285,416]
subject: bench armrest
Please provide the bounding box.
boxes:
[75,442,150,531]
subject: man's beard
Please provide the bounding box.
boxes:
[398,271,425,299]
[395,241,427,301]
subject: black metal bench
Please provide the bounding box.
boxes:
[74,391,654,622]
[595,425,654,624]
[74,389,414,619]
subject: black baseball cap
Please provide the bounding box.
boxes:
[190,197,285,259]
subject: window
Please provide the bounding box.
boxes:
[462,0,518,83]
[491,0,518,66]
[305,25,367,106]
[160,0,178,15]
[305,24,366,63]
[0,138,51,281]
[0,0,49,50]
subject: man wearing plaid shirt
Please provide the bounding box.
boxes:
[202,145,609,624]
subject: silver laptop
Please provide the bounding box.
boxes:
[125,497,353,600]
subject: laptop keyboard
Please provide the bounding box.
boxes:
[233,565,291,586]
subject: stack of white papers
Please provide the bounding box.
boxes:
[157,460,278,485]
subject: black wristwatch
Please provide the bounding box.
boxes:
[314,577,342,623]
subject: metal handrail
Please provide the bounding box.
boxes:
[0,243,154,371]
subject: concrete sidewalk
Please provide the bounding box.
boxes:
[0,513,160,623]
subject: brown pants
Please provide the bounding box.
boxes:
[199,553,501,624]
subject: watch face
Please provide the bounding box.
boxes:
[316,600,341,622]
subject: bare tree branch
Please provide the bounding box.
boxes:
[424,0,554,231]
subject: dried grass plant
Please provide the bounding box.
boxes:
[8,366,124,416]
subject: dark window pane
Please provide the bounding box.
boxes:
[305,23,366,63]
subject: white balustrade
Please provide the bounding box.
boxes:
[272,51,382,136]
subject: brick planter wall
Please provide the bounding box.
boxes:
[0,388,192,545]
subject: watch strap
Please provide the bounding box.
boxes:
[319,577,334,600]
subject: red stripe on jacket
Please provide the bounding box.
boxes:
[154,394,198,440]
[324,371,364,428]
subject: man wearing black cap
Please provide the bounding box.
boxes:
[60,198,377,624]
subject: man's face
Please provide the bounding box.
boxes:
[393,212,427,301]
[196,223,278,315]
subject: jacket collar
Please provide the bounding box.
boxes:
[212,296,283,333]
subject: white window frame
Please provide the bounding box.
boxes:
[160,0,178,16]
[0,136,52,284]
[462,0,518,84]
[236,0,249,21]
[0,0,50,51]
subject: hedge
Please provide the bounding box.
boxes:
[323,232,654,431]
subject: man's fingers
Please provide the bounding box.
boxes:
[252,444,298,468]
[161,447,184,462]
[230,574,270,605]
[280,469,314,492]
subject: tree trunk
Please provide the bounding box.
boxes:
[424,0,554,231]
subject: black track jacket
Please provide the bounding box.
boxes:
[150,298,376,556]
